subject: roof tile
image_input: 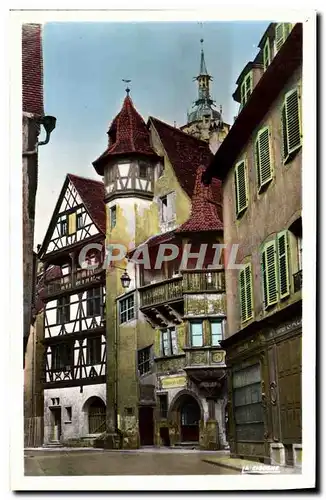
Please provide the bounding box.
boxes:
[22,24,44,116]
[68,174,106,233]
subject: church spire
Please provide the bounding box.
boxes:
[199,38,208,75]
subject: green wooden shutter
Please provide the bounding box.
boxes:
[277,231,290,299]
[240,81,245,107]
[263,241,278,307]
[261,250,268,308]
[240,263,253,323]
[239,268,246,322]
[256,127,273,190]
[285,88,301,155]
[275,23,285,52]
[281,104,289,160]
[245,264,254,321]
[234,169,239,216]
[235,160,248,216]
[263,39,271,70]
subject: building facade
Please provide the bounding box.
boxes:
[37,175,107,446]
[203,23,302,465]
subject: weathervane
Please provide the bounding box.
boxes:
[122,79,131,95]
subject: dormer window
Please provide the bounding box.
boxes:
[263,38,271,71]
[240,71,253,108]
[275,23,293,54]
[159,192,176,223]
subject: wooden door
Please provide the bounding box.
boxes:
[88,399,106,434]
[139,406,154,446]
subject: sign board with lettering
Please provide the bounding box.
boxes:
[161,375,187,389]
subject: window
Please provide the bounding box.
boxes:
[87,336,102,365]
[275,23,293,53]
[210,320,223,346]
[86,287,101,316]
[240,71,253,107]
[65,407,72,422]
[119,295,135,324]
[190,321,203,347]
[51,343,74,371]
[161,328,178,356]
[233,364,264,442]
[239,263,254,323]
[138,346,151,376]
[77,213,84,230]
[281,87,301,163]
[68,212,76,235]
[255,126,273,191]
[234,160,248,217]
[158,163,164,178]
[263,38,271,70]
[110,206,117,230]
[60,218,68,236]
[297,236,302,271]
[158,394,168,418]
[261,231,290,308]
[159,192,176,223]
[139,162,147,179]
[57,296,70,324]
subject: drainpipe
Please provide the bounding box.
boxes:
[23,115,57,156]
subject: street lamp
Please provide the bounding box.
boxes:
[120,270,131,289]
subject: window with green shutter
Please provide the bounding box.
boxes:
[234,160,248,217]
[255,127,273,191]
[239,263,254,323]
[282,88,301,163]
[275,23,293,53]
[277,231,290,299]
[263,39,271,70]
[240,71,253,107]
[261,241,278,308]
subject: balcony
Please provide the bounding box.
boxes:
[293,270,302,293]
[44,268,105,297]
[183,347,227,397]
[139,270,225,309]
[139,276,183,308]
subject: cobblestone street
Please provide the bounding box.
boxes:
[24,448,238,476]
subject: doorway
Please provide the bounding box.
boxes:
[88,397,106,434]
[139,406,154,446]
[180,396,200,442]
[50,407,62,442]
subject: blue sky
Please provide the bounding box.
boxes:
[35,20,269,246]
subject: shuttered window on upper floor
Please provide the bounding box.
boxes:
[281,87,302,163]
[275,23,293,53]
[255,126,273,192]
[263,38,271,71]
[261,231,290,309]
[240,71,253,107]
[234,160,248,217]
[239,263,254,324]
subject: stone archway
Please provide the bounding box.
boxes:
[83,396,106,435]
[168,390,204,444]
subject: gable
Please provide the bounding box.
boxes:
[39,176,105,258]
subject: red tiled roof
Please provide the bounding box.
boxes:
[68,174,106,234]
[149,117,214,198]
[176,166,223,233]
[93,95,158,174]
[22,24,44,116]
[128,230,176,256]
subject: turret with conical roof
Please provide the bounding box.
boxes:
[93,90,160,202]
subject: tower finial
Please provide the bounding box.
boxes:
[122,79,131,95]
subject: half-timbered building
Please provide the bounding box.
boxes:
[37,174,107,445]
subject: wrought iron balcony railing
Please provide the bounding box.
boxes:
[44,268,105,296]
[293,269,302,293]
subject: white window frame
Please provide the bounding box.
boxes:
[119,294,135,324]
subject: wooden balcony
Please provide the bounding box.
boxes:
[139,276,183,308]
[139,270,225,309]
[293,270,302,293]
[44,268,105,297]
[182,270,225,293]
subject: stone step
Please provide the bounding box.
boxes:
[43,442,63,448]
[174,441,199,449]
